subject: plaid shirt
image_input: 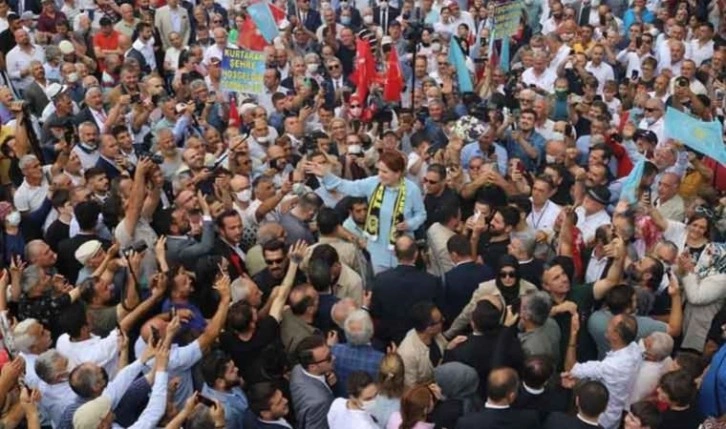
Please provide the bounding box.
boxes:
[331,343,384,397]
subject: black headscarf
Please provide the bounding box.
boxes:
[495,254,522,306]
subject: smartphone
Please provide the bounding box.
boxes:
[198,394,216,408]
[170,306,177,319]
[510,297,522,314]
[150,326,160,344]
[516,160,525,173]
[631,70,639,80]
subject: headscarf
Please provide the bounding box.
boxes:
[495,254,521,306]
[433,362,483,414]
[696,242,726,279]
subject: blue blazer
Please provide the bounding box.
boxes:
[442,261,494,322]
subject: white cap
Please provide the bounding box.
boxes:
[59,40,74,55]
[75,240,102,265]
[44,83,68,100]
[381,36,393,45]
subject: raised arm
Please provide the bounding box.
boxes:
[593,237,626,300]
[269,241,307,321]
[197,274,232,352]
[123,158,154,237]
[118,272,168,333]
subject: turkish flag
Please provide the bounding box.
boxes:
[381,48,403,102]
[350,38,376,101]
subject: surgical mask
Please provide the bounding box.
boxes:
[631,107,643,118]
[341,16,351,25]
[551,132,565,141]
[555,88,568,99]
[66,72,79,83]
[363,15,373,24]
[340,1,348,7]
[431,42,441,51]
[5,211,20,227]
[379,0,388,8]
[590,0,600,5]
[361,398,377,413]
[545,154,557,164]
[644,116,657,125]
[257,135,270,144]
[649,28,659,37]
[561,32,574,42]
[236,189,252,202]
[307,63,318,73]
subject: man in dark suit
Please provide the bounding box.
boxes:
[289,335,335,429]
[445,300,524,397]
[513,356,570,417]
[456,367,541,429]
[542,380,608,429]
[370,235,442,345]
[56,201,111,284]
[247,382,294,429]
[23,60,50,117]
[291,0,321,33]
[322,57,353,109]
[157,202,216,271]
[95,134,133,180]
[212,210,248,281]
[0,13,20,56]
[372,0,399,34]
[442,234,494,323]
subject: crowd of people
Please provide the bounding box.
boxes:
[0,0,724,427]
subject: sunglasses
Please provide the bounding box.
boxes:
[644,107,658,112]
[422,178,439,184]
[328,64,341,70]
[499,271,516,279]
[350,104,361,108]
[265,258,285,266]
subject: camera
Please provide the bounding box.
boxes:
[130,93,141,104]
[676,77,689,88]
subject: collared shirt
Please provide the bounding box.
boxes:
[332,343,384,396]
[343,217,366,240]
[585,61,615,95]
[39,381,77,428]
[571,342,644,429]
[688,39,714,67]
[575,207,611,244]
[521,67,557,93]
[301,368,332,392]
[132,37,157,70]
[460,141,508,175]
[90,107,109,133]
[72,144,101,171]
[484,402,510,409]
[585,253,608,284]
[201,384,249,428]
[526,199,561,233]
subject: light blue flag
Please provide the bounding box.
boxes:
[499,36,510,73]
[620,159,645,204]
[664,107,726,165]
[247,2,279,43]
[448,37,473,93]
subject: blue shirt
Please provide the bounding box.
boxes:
[460,142,508,175]
[623,9,654,38]
[321,174,426,271]
[162,299,207,332]
[332,343,384,397]
[202,384,250,428]
[504,129,546,172]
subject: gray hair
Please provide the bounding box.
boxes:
[521,291,552,327]
[35,349,67,384]
[24,239,45,262]
[13,318,40,353]
[190,79,207,92]
[230,277,251,303]
[21,264,45,294]
[343,309,373,345]
[78,121,98,133]
[646,332,674,361]
[19,155,39,170]
[84,86,102,101]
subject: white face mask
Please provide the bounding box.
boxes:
[645,116,657,125]
[306,63,318,73]
[236,189,252,202]
[257,135,270,143]
[361,398,377,413]
[545,154,557,164]
[431,42,441,52]
[363,15,373,24]
[67,72,79,83]
[5,211,20,227]
[551,131,565,141]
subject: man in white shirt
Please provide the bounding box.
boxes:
[259,67,289,115]
[527,175,562,243]
[545,33,571,74]
[203,27,235,66]
[669,60,707,95]
[6,28,45,94]
[563,314,643,429]
[585,44,615,95]
[131,21,157,72]
[688,21,714,67]
[637,97,666,145]
[541,0,564,35]
[521,51,557,94]
[575,185,612,245]
[72,121,102,170]
[14,154,51,216]
[653,172,685,222]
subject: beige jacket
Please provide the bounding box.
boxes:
[426,223,456,278]
[397,329,448,388]
[444,279,538,338]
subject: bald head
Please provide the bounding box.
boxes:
[487,367,519,404]
[394,235,417,263]
[230,175,250,192]
[257,222,284,245]
[331,298,358,328]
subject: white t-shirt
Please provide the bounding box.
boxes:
[406,152,427,189]
[14,165,52,213]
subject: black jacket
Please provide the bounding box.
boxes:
[370,265,442,345]
[442,261,494,323]
[456,407,540,429]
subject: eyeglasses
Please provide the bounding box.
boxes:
[265,258,285,266]
[422,178,439,184]
[328,64,341,70]
[644,107,658,112]
[499,270,516,279]
[349,104,361,108]
[437,62,446,66]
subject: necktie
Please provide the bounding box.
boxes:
[382,10,387,33]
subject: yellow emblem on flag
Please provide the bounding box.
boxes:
[694,127,706,140]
